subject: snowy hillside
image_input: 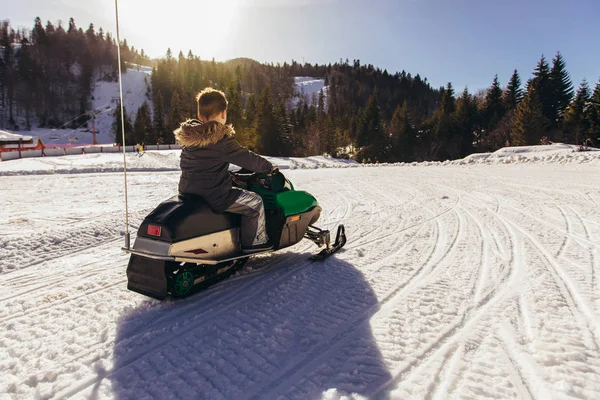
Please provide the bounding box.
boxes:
[1,146,600,399]
[290,76,328,109]
[9,66,153,147]
[10,71,328,147]
[89,65,154,144]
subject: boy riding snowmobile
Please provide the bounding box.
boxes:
[175,88,275,254]
[123,88,346,299]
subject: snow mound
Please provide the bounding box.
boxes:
[0,130,33,142]
[453,143,600,166]
[0,152,359,176]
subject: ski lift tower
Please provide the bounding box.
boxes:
[91,112,98,145]
[0,78,5,128]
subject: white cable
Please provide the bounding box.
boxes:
[115,0,131,247]
[41,103,113,144]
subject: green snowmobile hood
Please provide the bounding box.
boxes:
[274,190,319,217]
[246,174,319,217]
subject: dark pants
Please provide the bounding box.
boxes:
[224,188,268,247]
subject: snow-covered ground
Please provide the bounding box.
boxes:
[1,147,600,399]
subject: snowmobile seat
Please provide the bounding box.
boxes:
[137,194,240,243]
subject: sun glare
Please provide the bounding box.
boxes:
[120,0,240,59]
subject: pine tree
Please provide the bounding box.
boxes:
[390,101,415,161]
[322,115,338,156]
[531,55,553,126]
[484,75,505,134]
[357,90,384,148]
[504,69,523,111]
[550,52,574,121]
[441,82,456,115]
[564,79,590,144]
[167,90,184,143]
[112,102,134,145]
[455,88,477,156]
[317,89,326,117]
[153,91,167,143]
[430,83,460,159]
[134,102,154,144]
[512,82,547,146]
[226,83,243,129]
[276,100,293,155]
[255,85,280,155]
[587,79,600,144]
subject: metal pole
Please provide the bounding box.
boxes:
[115,0,130,249]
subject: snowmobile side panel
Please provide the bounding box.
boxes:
[130,237,172,256]
[126,255,170,300]
[169,228,240,259]
[278,205,322,250]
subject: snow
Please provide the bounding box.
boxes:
[0,130,33,142]
[1,146,600,399]
[290,76,328,109]
[10,67,153,147]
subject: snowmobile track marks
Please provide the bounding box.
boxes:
[55,252,324,398]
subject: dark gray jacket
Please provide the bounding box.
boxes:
[175,119,273,212]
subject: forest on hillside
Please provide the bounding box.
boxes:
[2,18,600,162]
[0,18,148,132]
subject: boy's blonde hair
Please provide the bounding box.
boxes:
[196,88,228,120]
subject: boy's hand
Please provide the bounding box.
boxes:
[268,165,279,176]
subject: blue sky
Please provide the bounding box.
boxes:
[4,0,600,92]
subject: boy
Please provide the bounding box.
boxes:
[174,87,276,254]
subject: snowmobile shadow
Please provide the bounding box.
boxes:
[109,253,392,399]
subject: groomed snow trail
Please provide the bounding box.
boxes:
[1,163,600,399]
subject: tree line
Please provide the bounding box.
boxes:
[3,17,599,161]
[0,17,148,131]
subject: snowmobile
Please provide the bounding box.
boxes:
[123,170,346,300]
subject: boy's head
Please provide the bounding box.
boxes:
[196,87,228,124]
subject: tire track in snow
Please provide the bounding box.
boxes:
[54,248,332,399]
[334,176,426,251]
[251,204,464,399]
[496,328,536,400]
[370,181,524,398]
[461,189,600,350]
[0,209,147,275]
[57,243,318,368]
[497,324,551,400]
[555,205,571,259]
[424,192,519,399]
[490,186,599,250]
[372,206,525,398]
[0,238,125,305]
[434,183,600,396]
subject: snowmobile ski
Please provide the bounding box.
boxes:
[308,225,346,261]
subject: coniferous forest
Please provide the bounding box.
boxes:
[2,18,600,162]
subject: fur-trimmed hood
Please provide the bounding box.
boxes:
[174,119,235,147]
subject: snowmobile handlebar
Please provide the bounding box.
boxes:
[231,169,281,190]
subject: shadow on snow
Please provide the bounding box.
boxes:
[106,250,391,399]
